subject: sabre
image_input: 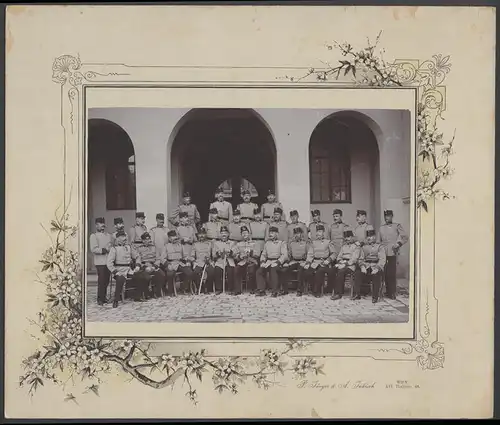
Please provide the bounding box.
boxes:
[222,252,227,294]
[198,263,207,295]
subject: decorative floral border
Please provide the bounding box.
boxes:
[20,34,452,404]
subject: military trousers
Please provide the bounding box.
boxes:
[310,266,336,296]
[166,267,193,295]
[357,268,382,299]
[384,256,397,297]
[335,267,361,296]
[134,269,166,298]
[256,266,285,293]
[282,263,306,294]
[234,263,258,293]
[193,265,215,293]
[214,265,235,293]
[95,265,110,303]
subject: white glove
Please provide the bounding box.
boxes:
[361,266,367,274]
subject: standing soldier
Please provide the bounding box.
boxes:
[354,210,371,247]
[111,217,129,245]
[106,230,144,308]
[256,226,288,297]
[238,189,258,224]
[133,232,166,299]
[332,228,361,301]
[329,209,349,254]
[169,191,201,228]
[358,227,386,303]
[129,212,148,249]
[89,217,112,305]
[210,189,233,226]
[378,210,409,300]
[150,213,169,258]
[265,207,288,242]
[192,228,215,294]
[202,207,221,242]
[306,224,337,298]
[284,227,311,296]
[229,209,245,243]
[261,190,284,223]
[249,208,268,254]
[234,225,260,295]
[160,230,194,296]
[212,226,237,295]
[308,209,330,241]
[287,210,308,242]
[176,211,198,249]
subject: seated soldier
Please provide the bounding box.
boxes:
[202,207,222,242]
[160,230,193,296]
[234,225,260,295]
[332,228,361,301]
[192,228,215,294]
[284,227,311,296]
[212,226,237,295]
[106,230,145,308]
[256,225,288,297]
[305,224,337,298]
[357,227,386,303]
[133,232,166,299]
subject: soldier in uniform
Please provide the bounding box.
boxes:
[306,224,337,298]
[202,207,221,241]
[191,228,215,294]
[229,209,245,243]
[329,209,349,254]
[160,230,194,296]
[261,190,284,223]
[176,211,197,246]
[265,207,288,241]
[234,225,260,295]
[249,208,268,254]
[378,210,409,300]
[133,232,166,299]
[308,209,330,241]
[106,230,144,308]
[169,191,201,228]
[150,213,169,258]
[129,212,148,249]
[358,228,387,303]
[210,189,233,226]
[212,226,237,295]
[89,217,112,305]
[238,189,258,224]
[256,226,288,297]
[111,217,129,245]
[354,209,371,247]
[332,229,361,301]
[284,227,311,296]
[287,210,308,242]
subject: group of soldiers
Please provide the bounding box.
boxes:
[90,189,408,308]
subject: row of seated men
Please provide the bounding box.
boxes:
[90,208,408,308]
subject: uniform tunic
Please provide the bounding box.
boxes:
[307,238,337,269]
[169,203,201,227]
[229,222,245,242]
[129,224,148,246]
[336,243,361,271]
[249,220,268,253]
[160,242,186,272]
[176,224,197,261]
[134,243,160,268]
[359,243,386,271]
[287,222,308,242]
[378,222,409,256]
[107,244,138,277]
[192,240,213,268]
[329,222,349,253]
[260,240,288,268]
[89,231,112,266]
[287,240,310,267]
[238,202,259,222]
[150,226,169,256]
[210,200,233,224]
[354,223,371,246]
[265,220,288,242]
[308,221,330,241]
[202,220,221,241]
[261,202,284,222]
[212,240,237,268]
[235,239,260,266]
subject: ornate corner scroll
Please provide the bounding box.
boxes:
[20,33,453,404]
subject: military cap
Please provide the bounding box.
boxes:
[269,226,279,233]
[344,229,354,237]
[233,209,241,216]
[290,210,299,216]
[156,213,165,220]
[179,211,189,218]
[182,191,191,198]
[241,189,250,196]
[274,207,283,214]
[267,189,275,196]
[311,209,321,217]
[253,208,261,215]
[114,217,124,225]
[333,209,343,216]
[167,230,177,237]
[240,225,249,233]
[366,229,376,237]
[209,207,218,214]
[384,209,394,216]
[95,217,105,224]
[220,226,229,233]
[293,227,303,234]
[316,224,325,231]
[141,232,151,240]
[136,212,145,218]
[115,230,127,238]
[356,210,367,216]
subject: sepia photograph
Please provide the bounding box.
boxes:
[85,106,412,325]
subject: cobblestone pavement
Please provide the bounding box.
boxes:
[86,285,409,324]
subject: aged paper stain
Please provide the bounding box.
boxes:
[6,25,13,55]
[311,408,321,418]
[392,6,419,21]
[6,5,31,16]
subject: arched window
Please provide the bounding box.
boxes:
[216,177,258,199]
[309,119,352,203]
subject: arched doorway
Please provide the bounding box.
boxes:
[87,118,137,270]
[170,109,276,222]
[309,112,380,226]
